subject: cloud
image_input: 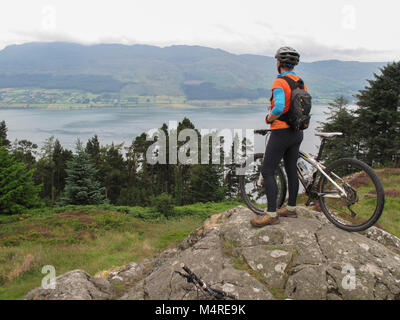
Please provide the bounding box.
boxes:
[6,29,82,46]
[208,23,394,62]
[204,20,393,62]
[289,36,393,62]
[3,26,396,63]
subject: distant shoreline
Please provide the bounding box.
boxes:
[0,99,334,110]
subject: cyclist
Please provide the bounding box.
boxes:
[251,46,308,227]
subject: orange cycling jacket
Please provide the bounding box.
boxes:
[268,72,308,130]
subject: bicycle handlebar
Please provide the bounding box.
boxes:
[176,263,237,300]
[254,129,271,136]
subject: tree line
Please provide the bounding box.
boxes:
[0,74,126,93]
[0,117,244,215]
[318,61,400,167]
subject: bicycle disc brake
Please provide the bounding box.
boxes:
[343,184,358,217]
[344,183,358,205]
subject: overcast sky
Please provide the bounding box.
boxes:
[0,0,399,62]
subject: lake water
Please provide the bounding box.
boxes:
[0,105,330,156]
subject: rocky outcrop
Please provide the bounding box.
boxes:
[23,270,115,300]
[23,206,400,300]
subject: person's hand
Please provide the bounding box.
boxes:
[266,113,277,124]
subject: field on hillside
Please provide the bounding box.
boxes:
[0,88,330,109]
[0,201,241,300]
[0,89,196,109]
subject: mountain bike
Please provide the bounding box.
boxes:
[239,129,385,232]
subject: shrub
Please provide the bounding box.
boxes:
[150,193,175,218]
[0,147,42,214]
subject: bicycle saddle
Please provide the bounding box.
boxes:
[315,132,343,138]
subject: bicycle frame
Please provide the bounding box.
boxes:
[298,151,347,198]
[257,129,348,200]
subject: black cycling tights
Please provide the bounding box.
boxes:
[261,128,303,212]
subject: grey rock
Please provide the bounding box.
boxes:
[120,226,275,300]
[23,270,114,300]
[239,246,293,289]
[23,205,400,300]
[360,226,400,254]
[285,265,327,300]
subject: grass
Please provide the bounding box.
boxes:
[371,168,400,237]
[0,200,241,300]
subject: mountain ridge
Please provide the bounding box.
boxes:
[0,42,388,103]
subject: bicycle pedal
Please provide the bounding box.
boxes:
[305,198,314,206]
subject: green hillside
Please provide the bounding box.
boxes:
[0,42,387,106]
[0,201,240,299]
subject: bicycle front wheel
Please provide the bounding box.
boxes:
[239,153,287,215]
[318,158,385,232]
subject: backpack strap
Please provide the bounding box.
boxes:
[277,76,305,123]
[280,75,305,90]
[270,76,303,102]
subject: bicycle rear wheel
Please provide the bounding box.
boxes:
[239,153,287,215]
[318,158,385,232]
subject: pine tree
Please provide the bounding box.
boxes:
[34,137,72,204]
[188,131,226,203]
[35,136,56,204]
[0,146,42,214]
[355,61,400,166]
[85,135,102,178]
[53,139,73,200]
[189,164,225,203]
[11,139,38,170]
[0,120,10,147]
[317,96,359,163]
[175,118,200,205]
[224,133,241,199]
[62,140,105,205]
[100,143,126,203]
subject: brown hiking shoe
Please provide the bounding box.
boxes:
[277,207,297,218]
[250,214,280,227]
